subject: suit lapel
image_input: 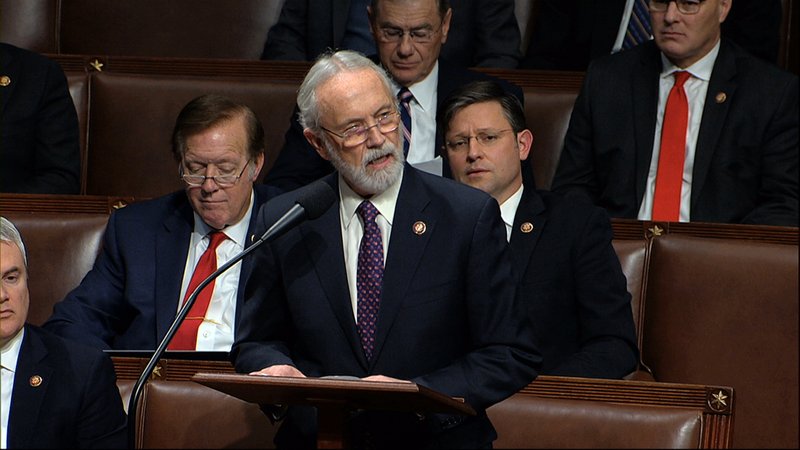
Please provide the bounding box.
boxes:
[235,189,267,329]
[8,327,53,448]
[691,41,736,211]
[154,198,193,343]
[510,188,547,282]
[302,177,367,366]
[372,168,435,366]
[633,44,663,205]
[0,46,17,117]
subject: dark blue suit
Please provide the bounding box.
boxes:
[510,188,638,378]
[0,43,80,194]
[552,39,798,226]
[8,325,127,448]
[262,60,524,191]
[43,185,281,350]
[234,167,540,448]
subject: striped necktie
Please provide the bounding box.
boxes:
[398,87,413,156]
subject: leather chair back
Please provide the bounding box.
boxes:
[642,234,799,448]
[612,238,650,349]
[0,0,59,54]
[523,87,578,189]
[85,72,298,197]
[4,211,108,326]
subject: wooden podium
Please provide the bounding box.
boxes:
[192,372,476,449]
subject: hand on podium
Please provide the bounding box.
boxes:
[250,364,306,378]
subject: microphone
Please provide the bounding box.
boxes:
[126,180,335,447]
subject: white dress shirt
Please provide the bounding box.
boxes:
[392,63,440,171]
[339,170,403,319]
[178,191,255,351]
[499,184,525,242]
[638,41,720,222]
[1,328,24,449]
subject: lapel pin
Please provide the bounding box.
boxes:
[412,221,426,235]
[250,234,255,243]
[29,375,42,387]
[715,92,727,104]
[520,222,534,234]
[0,76,10,87]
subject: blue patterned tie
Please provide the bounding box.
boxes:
[356,201,383,360]
[623,0,652,49]
[398,87,413,156]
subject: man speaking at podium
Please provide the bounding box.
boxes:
[233,50,541,449]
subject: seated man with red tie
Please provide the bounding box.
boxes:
[42,94,283,350]
[551,0,798,226]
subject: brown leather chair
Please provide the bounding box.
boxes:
[135,380,279,449]
[0,0,59,54]
[85,71,298,197]
[4,210,109,326]
[59,0,283,59]
[522,87,578,190]
[65,71,90,193]
[642,233,799,448]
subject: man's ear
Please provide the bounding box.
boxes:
[517,129,534,161]
[304,128,332,161]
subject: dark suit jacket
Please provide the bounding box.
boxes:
[551,39,799,226]
[511,188,638,378]
[234,167,541,448]
[42,185,281,350]
[8,325,126,448]
[521,0,782,70]
[262,0,521,68]
[263,60,524,191]
[0,43,80,194]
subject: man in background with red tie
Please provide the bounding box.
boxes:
[42,94,282,350]
[551,0,798,226]
[233,50,540,448]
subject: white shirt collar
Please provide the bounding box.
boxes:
[499,184,525,242]
[0,327,24,373]
[340,167,404,230]
[660,39,720,82]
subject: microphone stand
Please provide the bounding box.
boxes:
[126,232,269,448]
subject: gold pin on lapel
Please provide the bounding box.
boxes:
[412,221,426,235]
[715,92,727,104]
[520,222,534,234]
[0,76,10,87]
[29,375,42,387]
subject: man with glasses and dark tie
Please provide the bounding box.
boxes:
[233,50,540,449]
[43,94,282,351]
[263,0,524,191]
[551,0,798,226]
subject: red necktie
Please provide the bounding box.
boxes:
[169,231,227,350]
[652,71,691,222]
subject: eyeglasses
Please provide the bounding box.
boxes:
[376,24,442,44]
[180,163,249,187]
[321,111,401,148]
[649,0,707,15]
[445,129,514,152]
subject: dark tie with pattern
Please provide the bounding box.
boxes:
[356,201,383,360]
[623,0,653,49]
[169,231,227,350]
[398,87,413,156]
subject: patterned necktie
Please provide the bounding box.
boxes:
[623,0,652,49]
[398,87,413,156]
[169,231,227,350]
[356,201,383,360]
[652,71,691,222]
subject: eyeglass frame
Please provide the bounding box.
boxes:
[444,129,516,152]
[375,20,445,44]
[320,110,402,148]
[179,161,250,187]
[648,0,708,15]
